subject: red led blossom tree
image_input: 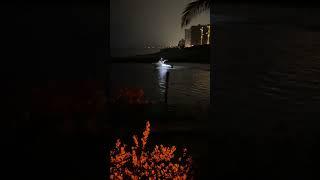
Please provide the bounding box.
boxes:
[110,121,193,179]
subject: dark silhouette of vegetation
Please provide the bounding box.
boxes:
[181,0,212,27]
[178,39,186,49]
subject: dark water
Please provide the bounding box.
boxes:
[209,21,320,179]
[257,29,320,107]
[110,63,210,105]
[213,23,320,110]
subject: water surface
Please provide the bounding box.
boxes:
[110,63,210,106]
[213,23,320,110]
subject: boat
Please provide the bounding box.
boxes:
[153,58,173,68]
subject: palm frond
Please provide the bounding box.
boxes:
[181,0,212,28]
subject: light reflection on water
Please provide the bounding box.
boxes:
[156,66,168,97]
[110,63,210,105]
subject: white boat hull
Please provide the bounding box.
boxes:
[154,58,173,68]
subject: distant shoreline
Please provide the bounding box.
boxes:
[111,45,210,64]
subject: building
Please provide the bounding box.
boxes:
[185,24,211,47]
[185,29,192,47]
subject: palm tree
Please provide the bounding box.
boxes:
[181,0,213,27]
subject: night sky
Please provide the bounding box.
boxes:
[110,0,320,49]
[110,0,210,48]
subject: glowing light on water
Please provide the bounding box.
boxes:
[160,66,169,75]
[157,66,168,96]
